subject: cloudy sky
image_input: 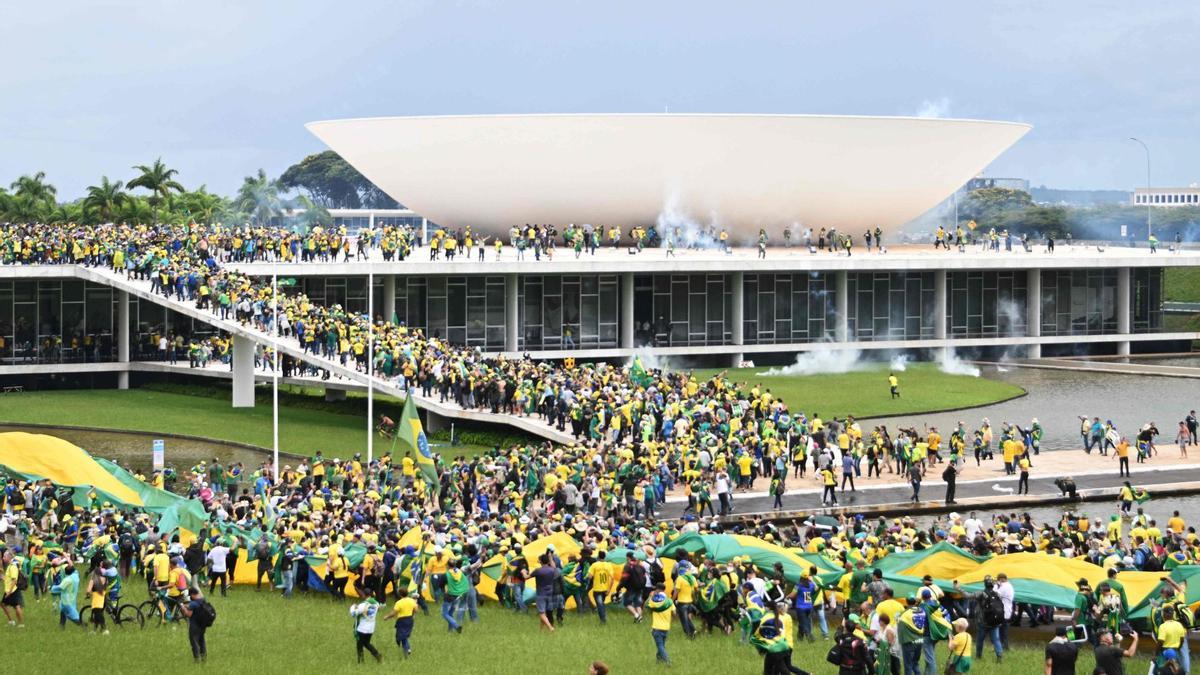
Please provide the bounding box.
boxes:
[3,1,1198,200]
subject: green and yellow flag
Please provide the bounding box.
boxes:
[398,395,438,490]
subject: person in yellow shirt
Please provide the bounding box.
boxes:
[947,617,973,672]
[586,559,614,623]
[382,587,418,656]
[821,467,838,506]
[1017,456,1031,495]
[86,568,108,633]
[672,563,698,638]
[646,583,674,664]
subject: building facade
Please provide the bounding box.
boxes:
[1,250,1192,370]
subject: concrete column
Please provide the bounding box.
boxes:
[1117,266,1131,356]
[933,269,948,340]
[505,273,519,352]
[232,334,256,408]
[1026,269,1042,359]
[117,291,130,390]
[835,270,849,343]
[382,275,396,324]
[620,272,635,350]
[730,272,745,367]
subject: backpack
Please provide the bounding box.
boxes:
[983,590,1005,627]
[15,569,28,592]
[193,600,217,628]
[625,562,646,589]
[119,532,136,554]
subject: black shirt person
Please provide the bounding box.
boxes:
[179,587,210,663]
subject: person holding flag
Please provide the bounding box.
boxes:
[394,392,440,503]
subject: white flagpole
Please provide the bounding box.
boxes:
[368,264,374,467]
[272,256,280,481]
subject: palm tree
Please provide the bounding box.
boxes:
[10,171,57,204]
[235,169,283,226]
[6,192,52,223]
[83,176,127,224]
[116,196,154,225]
[176,186,228,225]
[127,158,185,224]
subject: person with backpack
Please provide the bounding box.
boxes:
[254,534,273,591]
[969,577,1004,662]
[1,548,25,627]
[179,587,215,663]
[832,615,870,674]
[617,557,647,623]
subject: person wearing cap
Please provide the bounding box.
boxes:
[1093,627,1138,675]
[1045,624,1079,675]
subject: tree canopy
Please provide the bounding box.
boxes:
[278,150,399,209]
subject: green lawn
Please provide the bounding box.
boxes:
[1164,267,1200,302]
[5,588,1146,674]
[691,363,1024,419]
[0,387,500,460]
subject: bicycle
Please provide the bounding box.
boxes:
[106,595,145,629]
[138,590,186,627]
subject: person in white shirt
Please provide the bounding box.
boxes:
[206,543,230,597]
[964,512,984,541]
[994,573,1015,649]
[350,597,383,663]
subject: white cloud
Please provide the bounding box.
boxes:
[916,97,952,119]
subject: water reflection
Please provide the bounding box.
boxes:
[0,424,289,472]
[869,366,1199,450]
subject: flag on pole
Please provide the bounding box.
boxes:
[630,357,653,388]
[398,394,438,490]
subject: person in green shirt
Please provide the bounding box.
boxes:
[442,559,470,634]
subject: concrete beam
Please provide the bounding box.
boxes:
[117,290,130,390]
[505,273,518,352]
[620,271,635,349]
[731,271,745,367]
[1026,269,1042,359]
[232,335,256,408]
[933,269,947,340]
[382,274,396,323]
[835,270,849,342]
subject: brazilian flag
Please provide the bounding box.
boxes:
[750,614,792,654]
[398,395,439,491]
[630,357,653,388]
[697,576,730,613]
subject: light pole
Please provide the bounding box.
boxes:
[1130,137,1152,239]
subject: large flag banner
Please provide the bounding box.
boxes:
[399,394,438,490]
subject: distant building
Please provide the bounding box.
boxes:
[1132,186,1200,207]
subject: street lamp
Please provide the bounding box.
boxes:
[1130,137,1152,240]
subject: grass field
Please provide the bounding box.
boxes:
[1165,267,1200,302]
[5,588,1150,674]
[0,387,503,460]
[691,363,1024,419]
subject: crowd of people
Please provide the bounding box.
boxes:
[0,221,1197,672]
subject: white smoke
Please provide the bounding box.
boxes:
[936,348,981,377]
[633,347,671,372]
[916,97,951,119]
[889,354,910,372]
[656,192,722,249]
[758,348,864,376]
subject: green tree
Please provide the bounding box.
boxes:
[116,196,154,225]
[82,176,127,223]
[178,186,232,225]
[236,169,283,226]
[959,187,1033,228]
[127,158,185,224]
[278,150,399,209]
[287,194,332,231]
[10,171,58,205]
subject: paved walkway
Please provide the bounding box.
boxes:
[658,454,1200,518]
[1000,357,1200,379]
[74,266,576,445]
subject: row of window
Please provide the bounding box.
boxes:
[1134,193,1199,204]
